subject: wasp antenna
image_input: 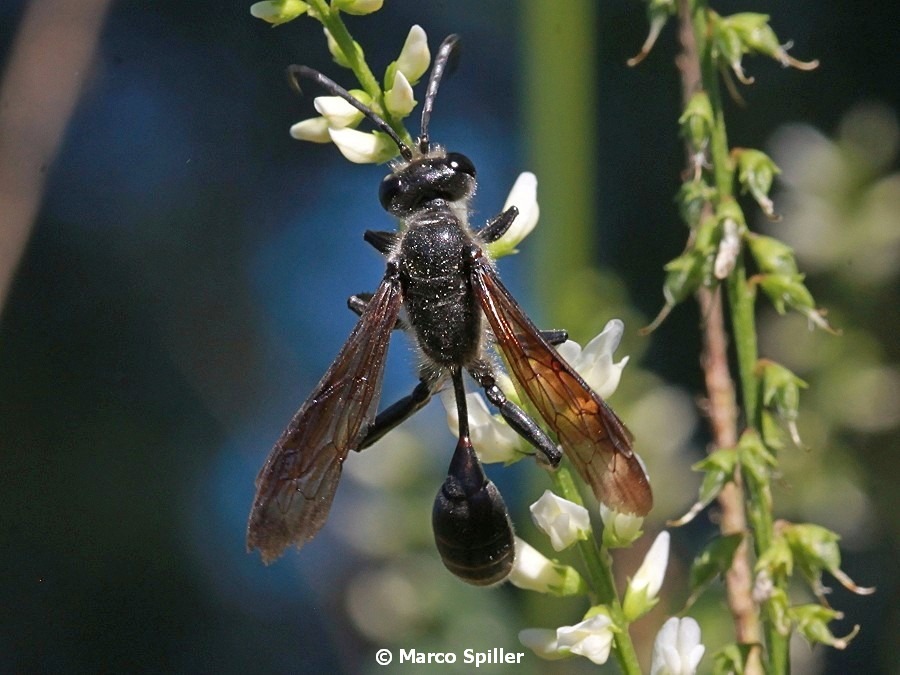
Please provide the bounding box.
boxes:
[418,34,460,154]
[287,65,413,161]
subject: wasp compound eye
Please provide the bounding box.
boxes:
[379,173,401,212]
[446,152,476,178]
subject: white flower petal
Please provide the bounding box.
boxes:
[623,531,670,620]
[327,127,394,164]
[600,503,644,547]
[439,389,521,464]
[556,615,614,665]
[508,537,564,593]
[518,629,567,660]
[632,531,670,597]
[384,71,416,118]
[651,617,705,675]
[554,339,581,364]
[289,116,330,142]
[530,490,591,551]
[568,319,629,398]
[489,172,540,257]
[396,25,430,84]
[313,95,363,129]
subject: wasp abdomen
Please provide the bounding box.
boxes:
[432,437,515,586]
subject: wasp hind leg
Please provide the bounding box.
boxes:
[467,360,562,468]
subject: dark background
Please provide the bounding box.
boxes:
[1,1,897,673]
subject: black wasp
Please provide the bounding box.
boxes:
[248,35,652,585]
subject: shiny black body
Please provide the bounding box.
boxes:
[247,34,652,586]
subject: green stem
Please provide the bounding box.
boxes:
[308,0,411,144]
[690,2,788,672]
[550,467,642,675]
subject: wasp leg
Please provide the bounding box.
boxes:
[348,293,411,332]
[540,329,568,345]
[467,360,562,467]
[364,229,398,254]
[432,367,515,585]
[357,378,435,450]
[479,206,518,244]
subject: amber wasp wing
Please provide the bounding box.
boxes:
[470,255,653,516]
[247,271,403,563]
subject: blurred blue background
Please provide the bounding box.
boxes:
[1,1,897,673]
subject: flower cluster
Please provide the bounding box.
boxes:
[290,25,429,163]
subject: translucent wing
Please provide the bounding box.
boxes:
[247,273,403,562]
[471,258,652,516]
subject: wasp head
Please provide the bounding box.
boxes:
[378,150,476,216]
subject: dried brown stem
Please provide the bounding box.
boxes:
[677,2,762,669]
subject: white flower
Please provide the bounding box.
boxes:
[395,25,430,84]
[439,388,522,464]
[488,172,540,257]
[250,0,309,25]
[518,629,568,661]
[384,71,416,118]
[520,612,616,665]
[313,95,364,129]
[623,531,670,620]
[556,614,616,665]
[323,28,352,69]
[327,127,396,164]
[289,116,330,143]
[651,617,705,675]
[508,537,585,594]
[556,319,629,399]
[530,490,591,551]
[600,503,644,548]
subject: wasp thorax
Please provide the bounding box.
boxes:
[379,152,476,216]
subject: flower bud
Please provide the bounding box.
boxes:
[746,233,798,276]
[623,531,670,620]
[677,180,716,228]
[324,27,362,69]
[783,523,875,596]
[331,0,383,16]
[757,359,807,446]
[600,503,644,548]
[384,25,430,87]
[250,0,309,25]
[669,448,738,526]
[384,71,416,118]
[679,92,714,151]
[789,604,859,649]
[628,0,677,66]
[734,148,781,218]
